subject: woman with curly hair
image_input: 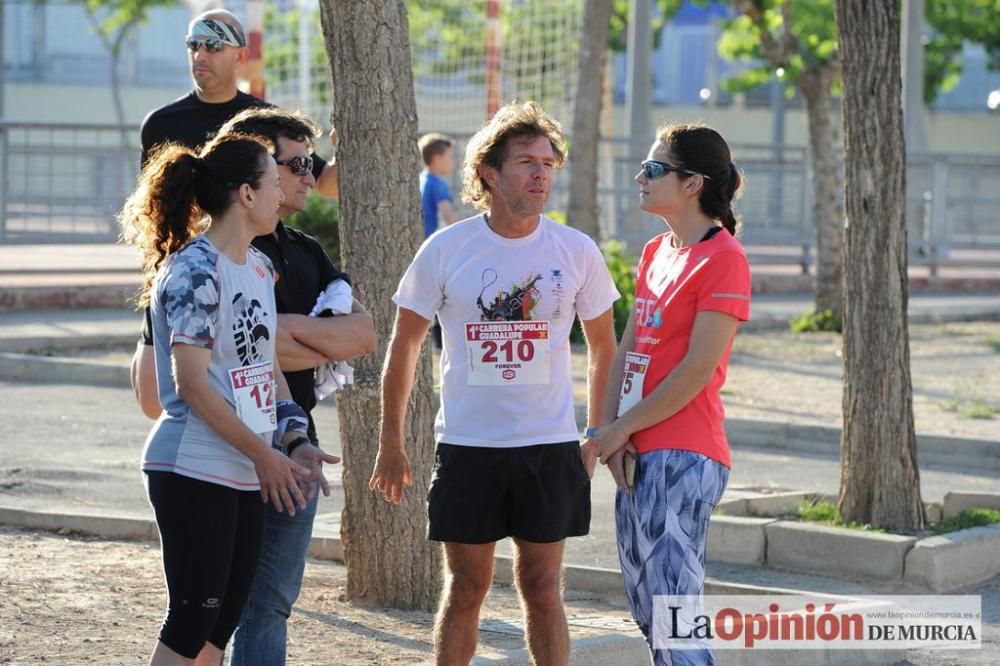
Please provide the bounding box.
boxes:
[119,133,312,665]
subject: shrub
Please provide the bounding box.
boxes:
[283,191,340,262]
[790,308,843,333]
[933,507,1000,535]
[571,240,636,344]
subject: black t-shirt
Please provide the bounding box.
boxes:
[140,223,350,440]
[251,223,350,439]
[139,90,326,179]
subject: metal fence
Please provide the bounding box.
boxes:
[0,122,140,243]
[2,121,999,274]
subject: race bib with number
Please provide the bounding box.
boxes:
[466,321,551,386]
[618,352,650,416]
[229,361,277,434]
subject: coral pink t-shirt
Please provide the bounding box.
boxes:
[622,230,751,467]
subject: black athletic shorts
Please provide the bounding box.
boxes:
[427,441,591,544]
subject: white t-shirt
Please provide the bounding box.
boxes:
[393,214,619,448]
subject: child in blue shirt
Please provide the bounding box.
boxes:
[418,133,457,237]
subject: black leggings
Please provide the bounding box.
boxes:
[146,471,266,659]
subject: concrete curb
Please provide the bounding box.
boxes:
[942,491,1000,519]
[725,417,1000,472]
[469,634,649,666]
[0,506,157,540]
[0,351,131,387]
[765,522,917,581]
[0,284,135,312]
[904,524,1000,592]
[0,333,137,354]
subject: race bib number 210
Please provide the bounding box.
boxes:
[466,321,550,385]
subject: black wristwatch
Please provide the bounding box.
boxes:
[285,435,311,457]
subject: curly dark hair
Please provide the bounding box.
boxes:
[118,132,273,305]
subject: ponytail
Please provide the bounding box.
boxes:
[118,144,204,306]
[118,133,272,306]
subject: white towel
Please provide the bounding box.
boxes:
[310,279,355,400]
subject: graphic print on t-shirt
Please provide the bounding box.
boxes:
[232,292,270,365]
[475,269,543,321]
[468,269,550,385]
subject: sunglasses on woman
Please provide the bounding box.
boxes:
[641,160,711,181]
[275,155,314,177]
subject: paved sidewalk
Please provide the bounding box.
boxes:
[1,289,998,353]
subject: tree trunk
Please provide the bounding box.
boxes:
[318,0,441,609]
[836,0,924,531]
[798,68,844,319]
[565,0,613,240]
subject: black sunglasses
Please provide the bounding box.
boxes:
[275,155,314,177]
[185,37,226,53]
[641,160,712,181]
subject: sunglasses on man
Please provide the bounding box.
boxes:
[275,155,314,178]
[185,38,226,53]
[641,160,712,181]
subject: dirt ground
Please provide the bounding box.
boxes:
[0,527,634,666]
[723,321,1000,440]
[573,320,1000,441]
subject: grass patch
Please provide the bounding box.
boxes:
[941,384,999,420]
[797,500,885,532]
[984,336,1000,353]
[933,508,1000,535]
[790,309,842,334]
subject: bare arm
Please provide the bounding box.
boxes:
[314,128,339,198]
[275,324,330,372]
[578,308,617,476]
[592,310,740,463]
[369,307,433,504]
[278,312,376,363]
[437,199,457,226]
[131,343,161,419]
[171,344,308,514]
[594,312,637,488]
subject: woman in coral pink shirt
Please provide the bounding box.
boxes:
[585,124,750,666]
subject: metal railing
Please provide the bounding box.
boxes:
[2,122,999,276]
[0,122,140,243]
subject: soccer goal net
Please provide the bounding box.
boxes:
[263,0,584,135]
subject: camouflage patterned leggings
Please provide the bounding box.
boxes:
[615,449,729,666]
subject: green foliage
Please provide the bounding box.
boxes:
[715,0,838,97]
[925,0,1000,103]
[984,336,1000,353]
[72,0,178,54]
[546,210,569,225]
[264,5,332,115]
[608,0,684,53]
[933,507,1000,535]
[282,192,341,263]
[941,383,1000,420]
[570,240,636,344]
[797,500,885,532]
[790,309,842,334]
[602,240,637,340]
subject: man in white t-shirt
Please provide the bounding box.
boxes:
[370,101,619,665]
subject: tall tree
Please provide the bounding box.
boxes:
[718,0,844,319]
[565,0,614,239]
[835,0,924,531]
[73,0,177,136]
[317,0,440,609]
